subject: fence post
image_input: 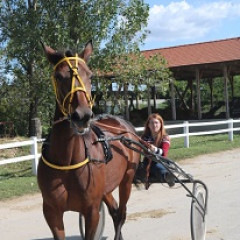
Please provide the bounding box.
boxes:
[31,136,39,175]
[184,121,190,148]
[228,118,233,141]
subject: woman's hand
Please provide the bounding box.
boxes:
[150,144,157,153]
[150,144,163,155]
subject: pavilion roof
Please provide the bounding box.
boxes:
[142,37,240,68]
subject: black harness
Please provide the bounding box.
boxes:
[41,124,113,166]
[91,124,113,163]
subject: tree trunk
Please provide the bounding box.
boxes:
[28,100,38,137]
[147,84,151,115]
[124,83,129,120]
[152,86,157,110]
[27,61,38,137]
[136,93,140,109]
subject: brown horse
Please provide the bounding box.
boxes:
[37,41,141,240]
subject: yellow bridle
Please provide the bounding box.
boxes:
[41,55,94,171]
[52,54,93,116]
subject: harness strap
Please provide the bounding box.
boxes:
[53,56,86,70]
[91,124,113,163]
[41,155,89,170]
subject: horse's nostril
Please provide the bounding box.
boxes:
[71,110,92,124]
[71,111,80,121]
[82,113,91,123]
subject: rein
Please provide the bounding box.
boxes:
[52,54,94,117]
[93,121,151,148]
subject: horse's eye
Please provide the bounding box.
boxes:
[55,72,63,81]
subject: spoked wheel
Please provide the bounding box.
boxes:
[191,184,207,240]
[79,202,105,240]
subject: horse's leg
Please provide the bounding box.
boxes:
[103,182,133,240]
[43,202,65,240]
[103,193,119,230]
[114,169,136,240]
[84,205,101,240]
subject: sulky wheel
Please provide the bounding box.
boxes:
[79,202,105,240]
[190,184,207,240]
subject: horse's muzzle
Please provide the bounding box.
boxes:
[70,108,93,131]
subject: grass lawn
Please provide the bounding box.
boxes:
[0,133,240,200]
[0,161,39,200]
[169,134,240,160]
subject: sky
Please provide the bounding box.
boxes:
[141,0,240,50]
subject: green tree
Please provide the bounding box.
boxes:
[0,0,149,136]
[97,51,171,119]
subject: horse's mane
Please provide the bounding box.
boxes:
[91,114,137,135]
[54,49,78,58]
[92,114,124,123]
[65,49,78,57]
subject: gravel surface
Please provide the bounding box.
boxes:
[1,148,240,240]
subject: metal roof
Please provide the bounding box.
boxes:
[142,37,240,80]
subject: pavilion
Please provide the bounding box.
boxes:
[142,37,240,120]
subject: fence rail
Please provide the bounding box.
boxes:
[1,119,240,175]
[0,137,43,175]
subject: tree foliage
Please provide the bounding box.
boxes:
[0,0,152,136]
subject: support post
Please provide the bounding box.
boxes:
[228,118,233,141]
[184,121,190,148]
[31,136,39,175]
[196,68,202,119]
[190,79,195,112]
[170,80,176,120]
[223,65,230,119]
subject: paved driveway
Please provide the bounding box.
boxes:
[1,149,240,240]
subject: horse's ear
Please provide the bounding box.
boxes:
[80,40,93,62]
[40,41,61,65]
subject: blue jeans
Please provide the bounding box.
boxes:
[150,161,168,180]
[143,159,167,181]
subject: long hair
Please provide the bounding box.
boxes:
[142,113,167,147]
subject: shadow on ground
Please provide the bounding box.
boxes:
[33,236,108,240]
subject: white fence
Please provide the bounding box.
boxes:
[0,137,42,175]
[136,118,240,148]
[1,119,240,175]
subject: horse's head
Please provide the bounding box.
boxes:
[42,41,93,134]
